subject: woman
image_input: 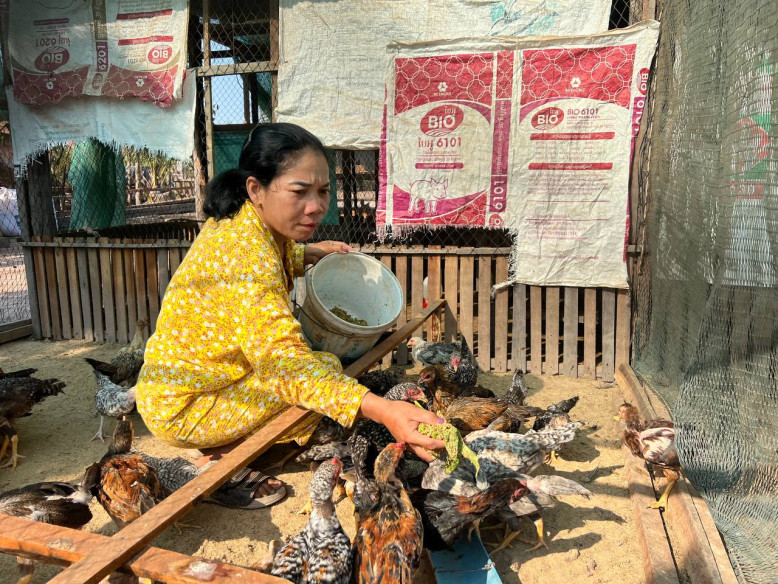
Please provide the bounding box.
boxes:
[135,123,443,508]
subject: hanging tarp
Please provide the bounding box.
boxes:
[68,138,126,230]
[378,22,660,289]
[277,0,612,149]
[6,0,188,107]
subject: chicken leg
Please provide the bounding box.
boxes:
[90,415,108,443]
[649,472,679,511]
[526,517,549,551]
[486,524,536,553]
[0,435,24,470]
[15,557,35,584]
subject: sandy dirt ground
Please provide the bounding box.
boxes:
[0,338,644,583]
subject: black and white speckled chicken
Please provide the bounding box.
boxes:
[506,368,529,406]
[271,458,352,584]
[136,452,216,495]
[0,373,65,470]
[357,369,406,397]
[0,464,98,584]
[352,443,423,584]
[406,337,459,366]
[532,396,580,462]
[84,318,148,387]
[86,360,136,443]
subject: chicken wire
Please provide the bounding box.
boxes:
[632,0,778,581]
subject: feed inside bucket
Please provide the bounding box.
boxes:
[299,252,404,361]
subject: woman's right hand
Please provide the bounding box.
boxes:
[359,393,445,462]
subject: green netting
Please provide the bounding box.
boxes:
[67,138,126,230]
[633,0,778,581]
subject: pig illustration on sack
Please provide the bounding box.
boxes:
[408,178,449,214]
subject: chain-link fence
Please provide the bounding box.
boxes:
[632,0,778,581]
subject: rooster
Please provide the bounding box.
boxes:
[0,372,65,469]
[84,318,148,386]
[615,403,680,510]
[352,443,423,584]
[271,459,352,583]
[85,359,137,442]
[0,465,98,584]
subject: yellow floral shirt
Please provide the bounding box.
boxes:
[136,201,368,448]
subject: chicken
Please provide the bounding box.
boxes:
[410,478,527,550]
[93,418,165,528]
[615,403,680,510]
[352,443,423,584]
[84,318,148,386]
[406,337,458,366]
[0,368,38,379]
[491,473,592,552]
[533,396,580,462]
[271,459,352,583]
[419,365,541,435]
[86,360,137,442]
[136,452,216,495]
[357,369,405,397]
[0,465,98,584]
[0,373,66,470]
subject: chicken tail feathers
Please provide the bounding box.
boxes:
[0,367,38,379]
[505,369,528,405]
[547,395,579,414]
[84,357,118,377]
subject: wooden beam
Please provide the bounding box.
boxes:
[48,301,444,584]
[0,323,33,344]
[0,514,287,584]
[197,61,277,77]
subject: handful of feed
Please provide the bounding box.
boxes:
[330,306,368,326]
[418,420,480,476]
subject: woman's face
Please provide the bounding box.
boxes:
[248,149,330,244]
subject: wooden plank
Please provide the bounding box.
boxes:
[493,257,509,372]
[616,289,631,370]
[459,256,474,354]
[379,255,393,368]
[0,514,287,584]
[146,248,161,331]
[20,247,42,339]
[544,287,560,375]
[601,289,616,382]
[43,239,62,340]
[112,241,128,345]
[64,238,83,339]
[87,240,104,342]
[411,256,424,338]
[76,238,93,341]
[157,241,171,305]
[563,287,578,377]
[583,288,597,378]
[512,283,527,372]
[54,240,72,339]
[135,242,149,338]
[32,239,51,338]
[0,324,33,344]
[394,255,409,365]
[124,240,138,341]
[476,257,492,371]
[99,238,116,343]
[49,300,444,584]
[168,240,182,277]
[529,286,543,374]
[443,256,458,343]
[426,251,441,341]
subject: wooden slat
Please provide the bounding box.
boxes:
[135,242,150,338]
[0,514,288,584]
[476,257,492,371]
[32,237,51,338]
[426,252,441,341]
[512,283,527,372]
[54,240,72,339]
[0,324,33,344]
[459,256,474,354]
[544,287,560,375]
[48,300,444,584]
[379,255,393,368]
[615,288,631,370]
[493,257,508,372]
[64,238,83,340]
[411,256,424,338]
[583,288,597,378]
[168,240,182,277]
[76,238,93,341]
[43,239,62,340]
[601,289,616,382]
[124,240,138,340]
[87,240,104,342]
[563,287,578,377]
[443,256,458,343]
[99,238,116,343]
[21,247,42,339]
[529,286,543,374]
[146,248,161,331]
[157,241,171,305]
[112,241,128,345]
[394,255,409,365]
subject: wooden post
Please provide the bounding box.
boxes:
[202,0,215,180]
[493,257,508,372]
[511,283,527,372]
[563,287,578,377]
[529,286,542,374]
[544,287,559,374]
[459,256,474,353]
[443,256,458,343]
[476,257,492,371]
[601,289,616,382]
[15,175,42,339]
[583,288,597,378]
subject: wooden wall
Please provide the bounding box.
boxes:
[21,239,631,381]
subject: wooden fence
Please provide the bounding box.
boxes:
[20,238,631,381]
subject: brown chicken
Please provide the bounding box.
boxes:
[352,443,423,584]
[92,418,165,528]
[84,317,148,387]
[0,372,65,469]
[615,403,680,510]
[419,365,540,435]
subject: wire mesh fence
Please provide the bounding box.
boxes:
[632,0,778,581]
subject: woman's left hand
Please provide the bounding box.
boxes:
[304,241,352,266]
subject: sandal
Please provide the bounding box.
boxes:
[206,468,288,509]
